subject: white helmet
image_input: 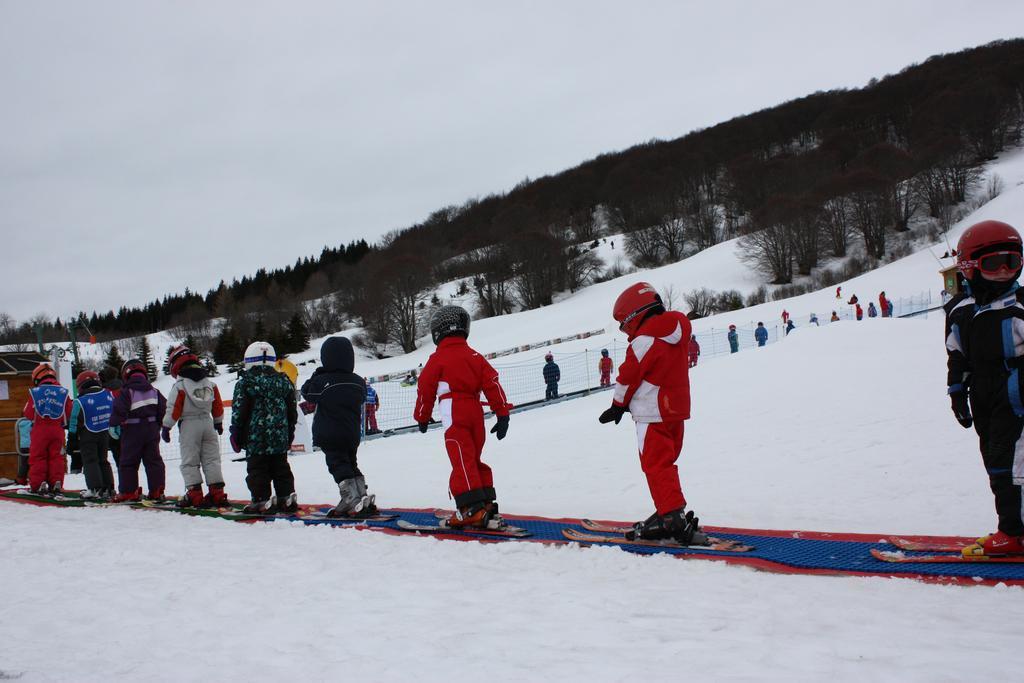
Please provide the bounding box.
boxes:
[243,341,277,369]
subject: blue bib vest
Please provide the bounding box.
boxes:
[30,385,69,421]
[77,390,114,433]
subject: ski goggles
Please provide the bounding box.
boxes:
[960,250,1023,276]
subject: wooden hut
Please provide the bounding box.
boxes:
[0,351,49,479]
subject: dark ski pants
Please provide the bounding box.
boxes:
[245,452,295,502]
[109,435,121,467]
[79,430,115,492]
[119,427,165,494]
[545,382,559,400]
[971,377,1024,536]
[324,448,362,484]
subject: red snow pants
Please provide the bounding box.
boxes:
[442,397,492,499]
[29,421,66,490]
[635,420,686,515]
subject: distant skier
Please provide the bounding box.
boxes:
[887,299,894,317]
[836,286,842,299]
[945,220,1024,557]
[598,282,706,546]
[809,312,819,326]
[867,302,878,318]
[163,345,228,508]
[727,325,739,353]
[754,322,768,347]
[830,311,840,322]
[364,379,380,435]
[301,336,378,518]
[543,352,560,400]
[109,359,167,502]
[414,305,512,530]
[22,363,72,495]
[230,341,298,515]
[68,371,116,499]
[781,309,790,325]
[879,291,890,318]
[598,349,613,387]
[688,335,700,367]
[855,303,864,320]
[785,319,796,335]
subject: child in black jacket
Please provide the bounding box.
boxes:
[300,336,377,517]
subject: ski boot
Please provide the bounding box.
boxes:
[146,487,165,503]
[204,483,229,508]
[113,487,143,503]
[445,501,505,530]
[30,482,51,496]
[277,492,298,514]
[242,497,276,515]
[663,509,709,546]
[80,489,103,501]
[355,476,378,515]
[962,531,1024,558]
[326,479,366,518]
[176,485,205,508]
[50,482,63,496]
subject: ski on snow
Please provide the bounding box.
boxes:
[884,537,979,552]
[578,519,754,551]
[869,548,1024,564]
[562,527,755,552]
[395,519,531,538]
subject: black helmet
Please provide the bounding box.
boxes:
[430,305,471,345]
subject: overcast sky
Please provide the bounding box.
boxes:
[2,1,1022,321]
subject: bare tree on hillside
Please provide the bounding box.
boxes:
[625,227,663,268]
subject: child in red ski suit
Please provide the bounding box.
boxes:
[415,305,512,529]
[22,363,73,494]
[599,282,706,545]
[598,349,613,387]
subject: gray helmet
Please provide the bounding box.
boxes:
[430,305,471,345]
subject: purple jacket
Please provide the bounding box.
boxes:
[110,375,167,429]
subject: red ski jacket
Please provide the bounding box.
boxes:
[599,356,614,373]
[613,310,692,423]
[414,336,511,424]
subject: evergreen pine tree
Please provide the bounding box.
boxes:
[213,326,241,365]
[162,345,174,375]
[136,336,158,381]
[103,344,126,374]
[285,313,310,354]
[183,333,199,354]
[202,355,220,377]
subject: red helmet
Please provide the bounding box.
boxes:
[75,370,101,393]
[31,363,57,386]
[613,282,664,338]
[168,345,198,378]
[121,358,147,381]
[957,220,1022,281]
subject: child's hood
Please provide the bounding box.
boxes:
[320,336,354,373]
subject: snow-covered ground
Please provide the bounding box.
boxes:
[3,315,1022,682]
[5,141,1024,683]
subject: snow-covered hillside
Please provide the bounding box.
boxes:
[4,313,1020,683]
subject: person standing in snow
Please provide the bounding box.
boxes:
[809,312,819,326]
[867,302,878,318]
[162,345,228,508]
[22,363,72,495]
[109,359,167,502]
[300,336,378,519]
[830,311,840,322]
[598,282,706,545]
[100,366,123,466]
[414,305,512,530]
[68,371,116,499]
[785,319,796,335]
[887,299,894,317]
[855,303,864,320]
[754,322,768,347]
[543,352,560,400]
[879,291,890,318]
[230,341,298,515]
[688,334,700,367]
[945,220,1024,557]
[364,380,380,435]
[598,349,614,387]
[781,309,790,325]
[727,325,739,353]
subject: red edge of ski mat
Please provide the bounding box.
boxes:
[3,493,1022,587]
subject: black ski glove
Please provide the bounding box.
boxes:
[950,390,973,429]
[598,404,627,425]
[490,415,509,440]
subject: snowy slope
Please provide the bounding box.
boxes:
[3,314,1021,683]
